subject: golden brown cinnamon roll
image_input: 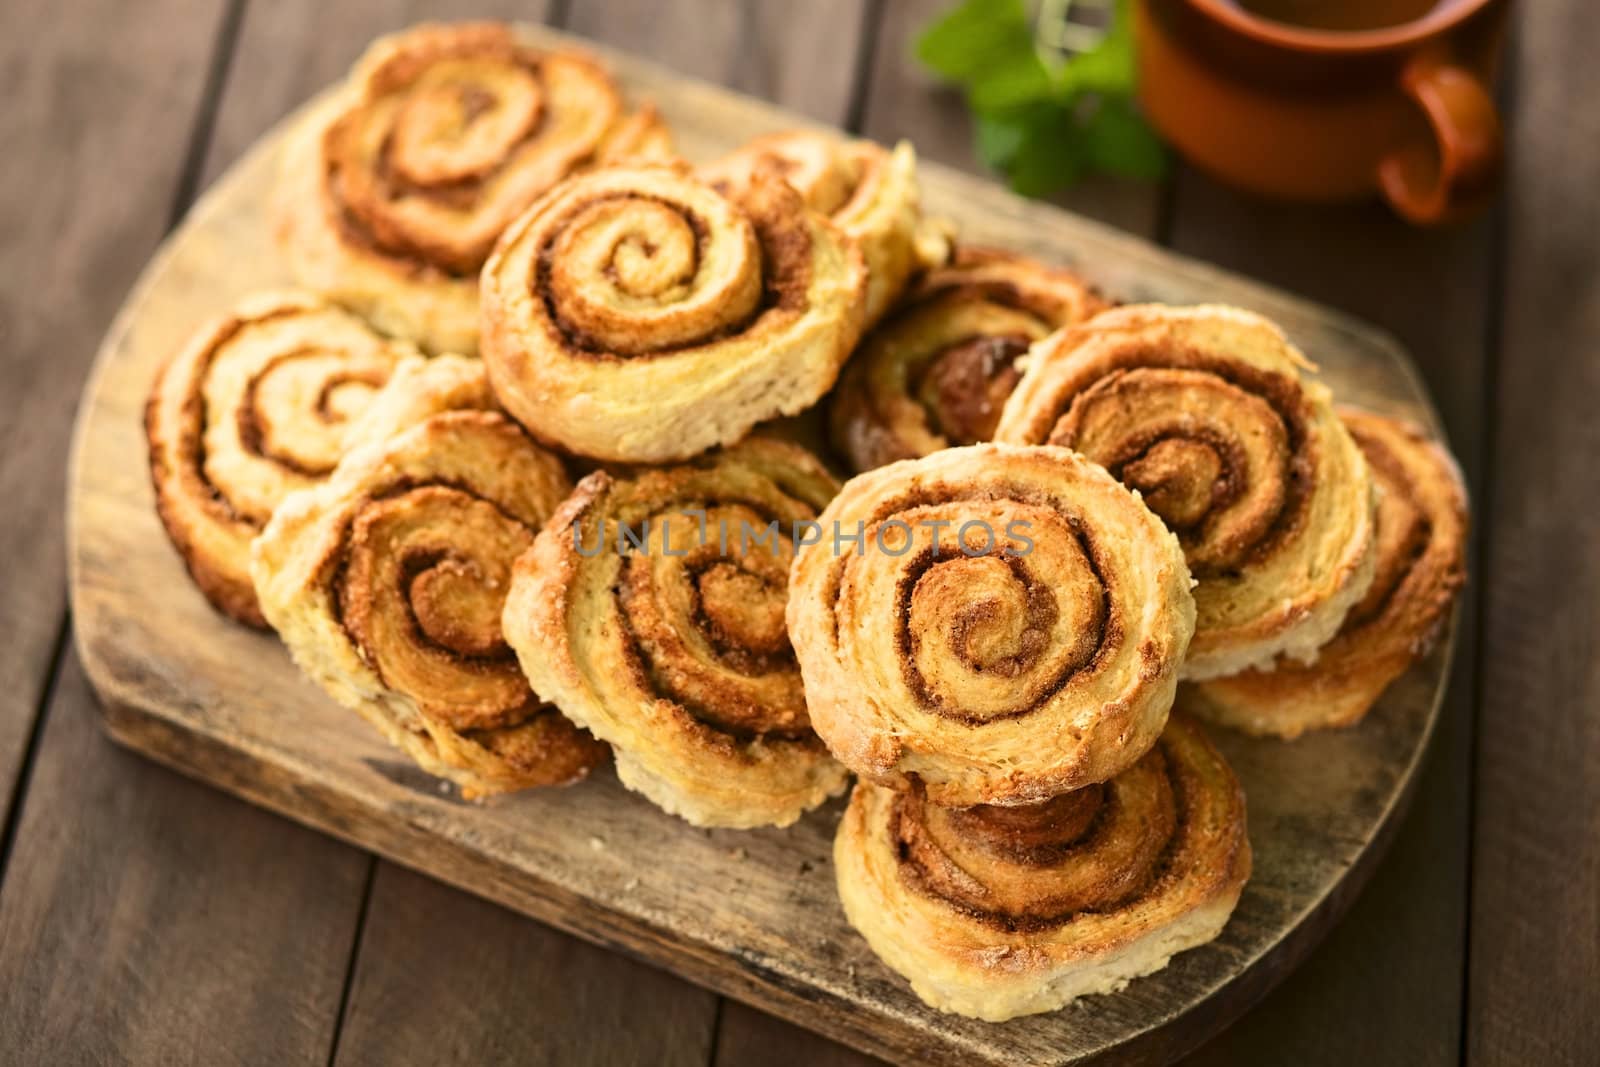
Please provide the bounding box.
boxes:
[836,716,1250,1020]
[481,164,867,462]
[830,248,1106,472]
[250,392,605,798]
[341,352,499,453]
[277,22,671,355]
[1184,408,1467,737]
[702,130,948,324]
[995,305,1377,680]
[146,291,414,626]
[501,438,850,827]
[786,443,1195,808]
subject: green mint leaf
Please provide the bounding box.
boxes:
[1054,0,1138,96]
[915,0,1036,83]
[922,0,1165,194]
[968,55,1056,111]
[974,111,1028,171]
[976,102,1084,196]
[1080,96,1168,179]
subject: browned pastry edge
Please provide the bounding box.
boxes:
[1183,406,1468,737]
[835,715,1250,1020]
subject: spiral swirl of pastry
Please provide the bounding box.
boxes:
[501,438,851,827]
[277,22,671,355]
[481,164,867,462]
[1184,407,1467,738]
[994,304,1378,680]
[786,443,1195,808]
[830,248,1106,472]
[250,380,605,798]
[703,130,948,324]
[835,716,1250,1021]
[146,291,414,626]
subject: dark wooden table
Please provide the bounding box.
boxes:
[1,1,1594,1064]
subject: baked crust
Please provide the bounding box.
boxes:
[480,163,867,462]
[703,130,949,325]
[501,438,851,828]
[787,442,1196,807]
[1184,407,1468,737]
[146,290,415,626]
[830,247,1106,472]
[339,352,500,452]
[835,716,1250,1020]
[250,369,605,798]
[275,21,671,355]
[995,304,1378,679]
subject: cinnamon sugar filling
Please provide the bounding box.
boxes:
[891,739,1195,932]
[1042,342,1317,578]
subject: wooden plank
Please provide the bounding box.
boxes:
[0,0,228,834]
[0,9,386,1065]
[858,0,1162,237]
[739,3,1165,1057]
[192,6,724,1066]
[558,3,890,1059]
[716,1001,885,1067]
[332,863,716,1065]
[199,0,558,184]
[1165,173,1494,1061]
[1468,1,1600,1061]
[68,29,1460,1062]
[0,649,369,1064]
[820,6,1485,1060]
[564,0,871,125]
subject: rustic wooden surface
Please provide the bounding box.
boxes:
[0,2,1593,1065]
[1467,5,1600,1062]
[65,19,1453,1064]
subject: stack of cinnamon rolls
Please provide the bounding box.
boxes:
[144,22,1468,1022]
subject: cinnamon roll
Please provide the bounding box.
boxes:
[146,291,414,626]
[250,394,605,797]
[995,305,1378,680]
[340,352,498,453]
[1184,408,1468,738]
[480,163,867,462]
[835,716,1250,1021]
[786,443,1195,808]
[702,130,949,324]
[501,438,850,828]
[277,22,671,355]
[830,248,1106,473]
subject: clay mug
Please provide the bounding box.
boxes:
[1134,0,1509,223]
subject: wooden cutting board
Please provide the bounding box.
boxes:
[68,23,1455,1067]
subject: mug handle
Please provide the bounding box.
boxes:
[1378,49,1503,225]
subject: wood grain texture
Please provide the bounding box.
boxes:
[199,0,556,186]
[558,3,880,1059]
[1468,1,1600,1061]
[334,863,717,1066]
[716,1000,884,1067]
[68,25,1459,1067]
[564,0,871,125]
[197,7,725,1067]
[0,0,228,833]
[766,7,1158,1056]
[0,649,369,1065]
[1166,178,1494,1063]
